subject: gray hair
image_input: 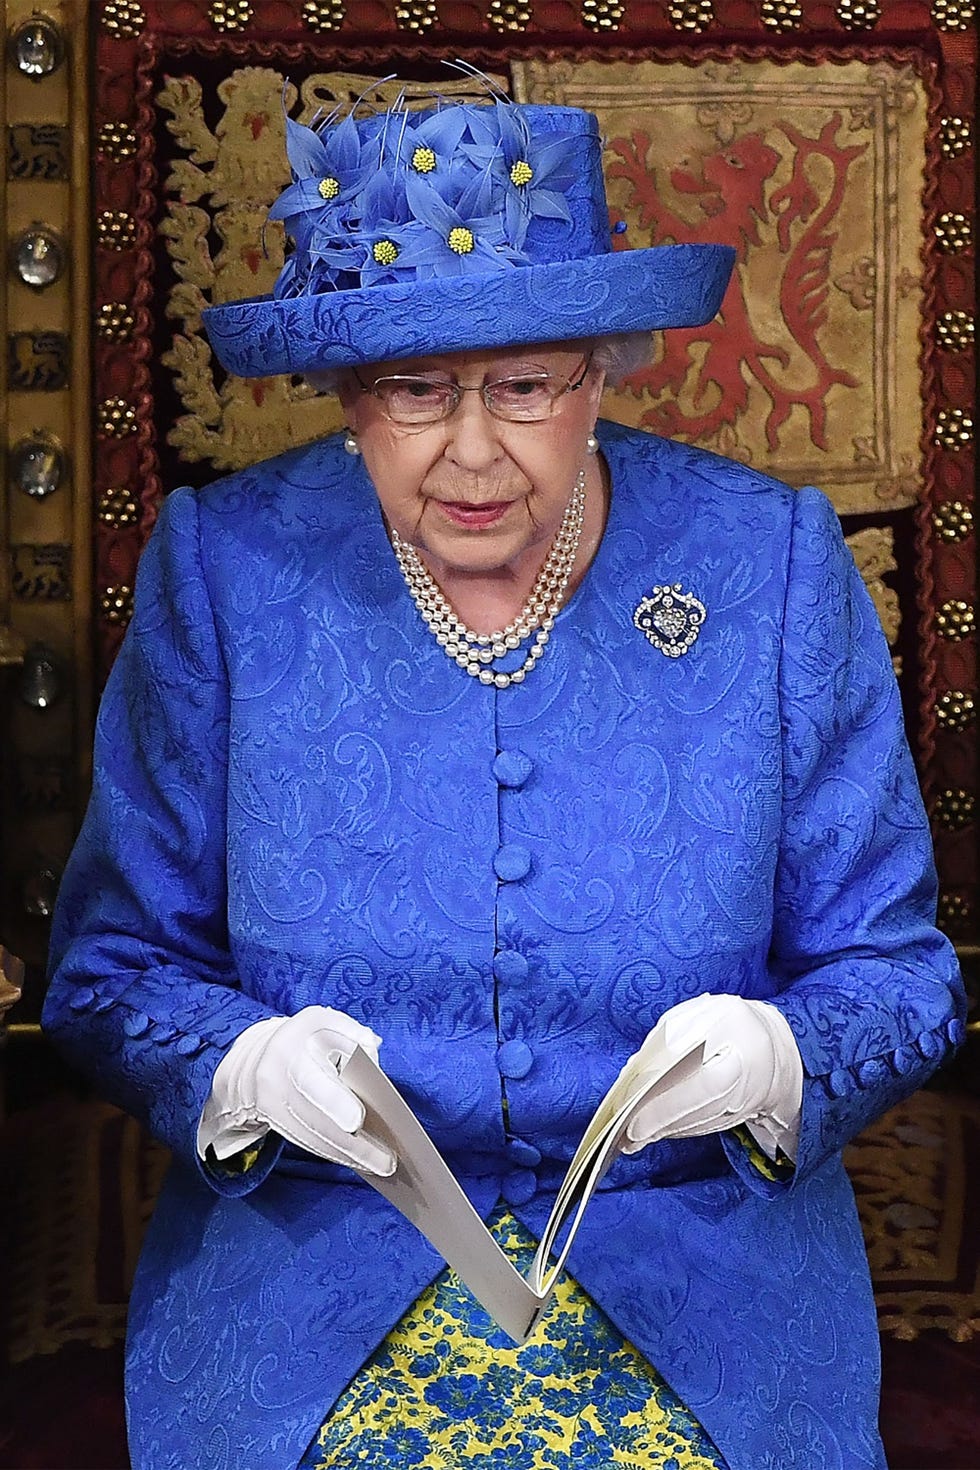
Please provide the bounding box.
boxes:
[304,331,654,397]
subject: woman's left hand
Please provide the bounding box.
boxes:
[620,994,804,1161]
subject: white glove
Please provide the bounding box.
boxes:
[197,1005,396,1177]
[622,994,804,1162]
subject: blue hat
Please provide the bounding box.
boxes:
[203,98,734,378]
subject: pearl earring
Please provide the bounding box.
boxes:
[586,432,599,455]
[343,431,360,456]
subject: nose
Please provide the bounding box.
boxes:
[442,390,505,475]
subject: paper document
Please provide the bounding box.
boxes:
[341,1035,704,1343]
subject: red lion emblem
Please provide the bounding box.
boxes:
[607,115,866,452]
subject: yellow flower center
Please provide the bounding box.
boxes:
[510,159,534,187]
[411,146,437,174]
[373,238,400,265]
[447,226,475,255]
[318,176,340,200]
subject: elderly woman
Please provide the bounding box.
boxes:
[44,95,962,1470]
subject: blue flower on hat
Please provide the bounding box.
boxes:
[344,169,417,285]
[267,111,380,256]
[464,102,577,249]
[400,171,528,277]
[383,105,478,200]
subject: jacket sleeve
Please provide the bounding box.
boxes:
[43,488,282,1195]
[724,484,965,1195]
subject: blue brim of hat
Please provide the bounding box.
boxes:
[202,243,735,378]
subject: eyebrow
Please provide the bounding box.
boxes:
[391,358,559,377]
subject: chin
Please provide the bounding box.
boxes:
[427,537,523,577]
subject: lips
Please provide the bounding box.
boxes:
[436,500,513,529]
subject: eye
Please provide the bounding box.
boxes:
[489,376,552,403]
[402,379,448,399]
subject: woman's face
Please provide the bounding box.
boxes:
[338,342,606,583]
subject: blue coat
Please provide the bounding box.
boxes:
[45,422,964,1470]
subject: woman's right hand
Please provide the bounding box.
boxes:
[198,1005,397,1176]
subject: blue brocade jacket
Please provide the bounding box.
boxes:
[44,422,964,1470]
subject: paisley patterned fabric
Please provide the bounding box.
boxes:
[298,1207,728,1470]
[44,421,964,1470]
[203,244,735,378]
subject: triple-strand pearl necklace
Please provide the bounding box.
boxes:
[390,468,587,689]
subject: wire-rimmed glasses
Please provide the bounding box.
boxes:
[352,352,593,425]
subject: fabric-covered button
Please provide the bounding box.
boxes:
[497,1039,533,1079]
[825,1067,852,1099]
[493,844,531,882]
[857,1057,891,1089]
[493,751,533,789]
[916,1030,942,1061]
[506,1138,542,1167]
[175,1033,205,1056]
[68,986,96,1012]
[501,1168,537,1206]
[493,949,529,986]
[892,1044,920,1075]
[122,1010,152,1038]
[947,1017,966,1047]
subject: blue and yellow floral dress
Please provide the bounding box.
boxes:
[297,1130,791,1470]
[297,1206,729,1470]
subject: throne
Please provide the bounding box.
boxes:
[0,3,976,1466]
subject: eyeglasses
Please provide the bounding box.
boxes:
[352,352,592,426]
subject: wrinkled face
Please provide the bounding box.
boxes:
[338,342,605,582]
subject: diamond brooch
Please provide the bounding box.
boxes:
[633,583,706,657]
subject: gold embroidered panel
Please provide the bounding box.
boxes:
[157,70,509,473]
[513,57,932,517]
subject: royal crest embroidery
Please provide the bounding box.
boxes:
[633,583,706,657]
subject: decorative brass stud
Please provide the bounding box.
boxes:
[582,0,624,28]
[96,302,136,342]
[301,0,346,27]
[97,122,138,162]
[9,17,65,79]
[18,644,62,709]
[96,210,137,251]
[931,0,975,30]
[936,600,975,641]
[668,0,714,28]
[22,864,61,919]
[938,892,971,930]
[101,0,146,37]
[9,433,66,501]
[932,501,974,542]
[835,0,880,26]
[935,690,976,730]
[100,585,135,625]
[11,227,66,290]
[940,117,972,158]
[932,789,975,830]
[395,0,438,28]
[97,398,138,438]
[98,487,140,529]
[209,0,253,28]
[935,213,972,253]
[936,311,974,351]
[760,0,802,25]
[489,0,533,28]
[935,408,974,450]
